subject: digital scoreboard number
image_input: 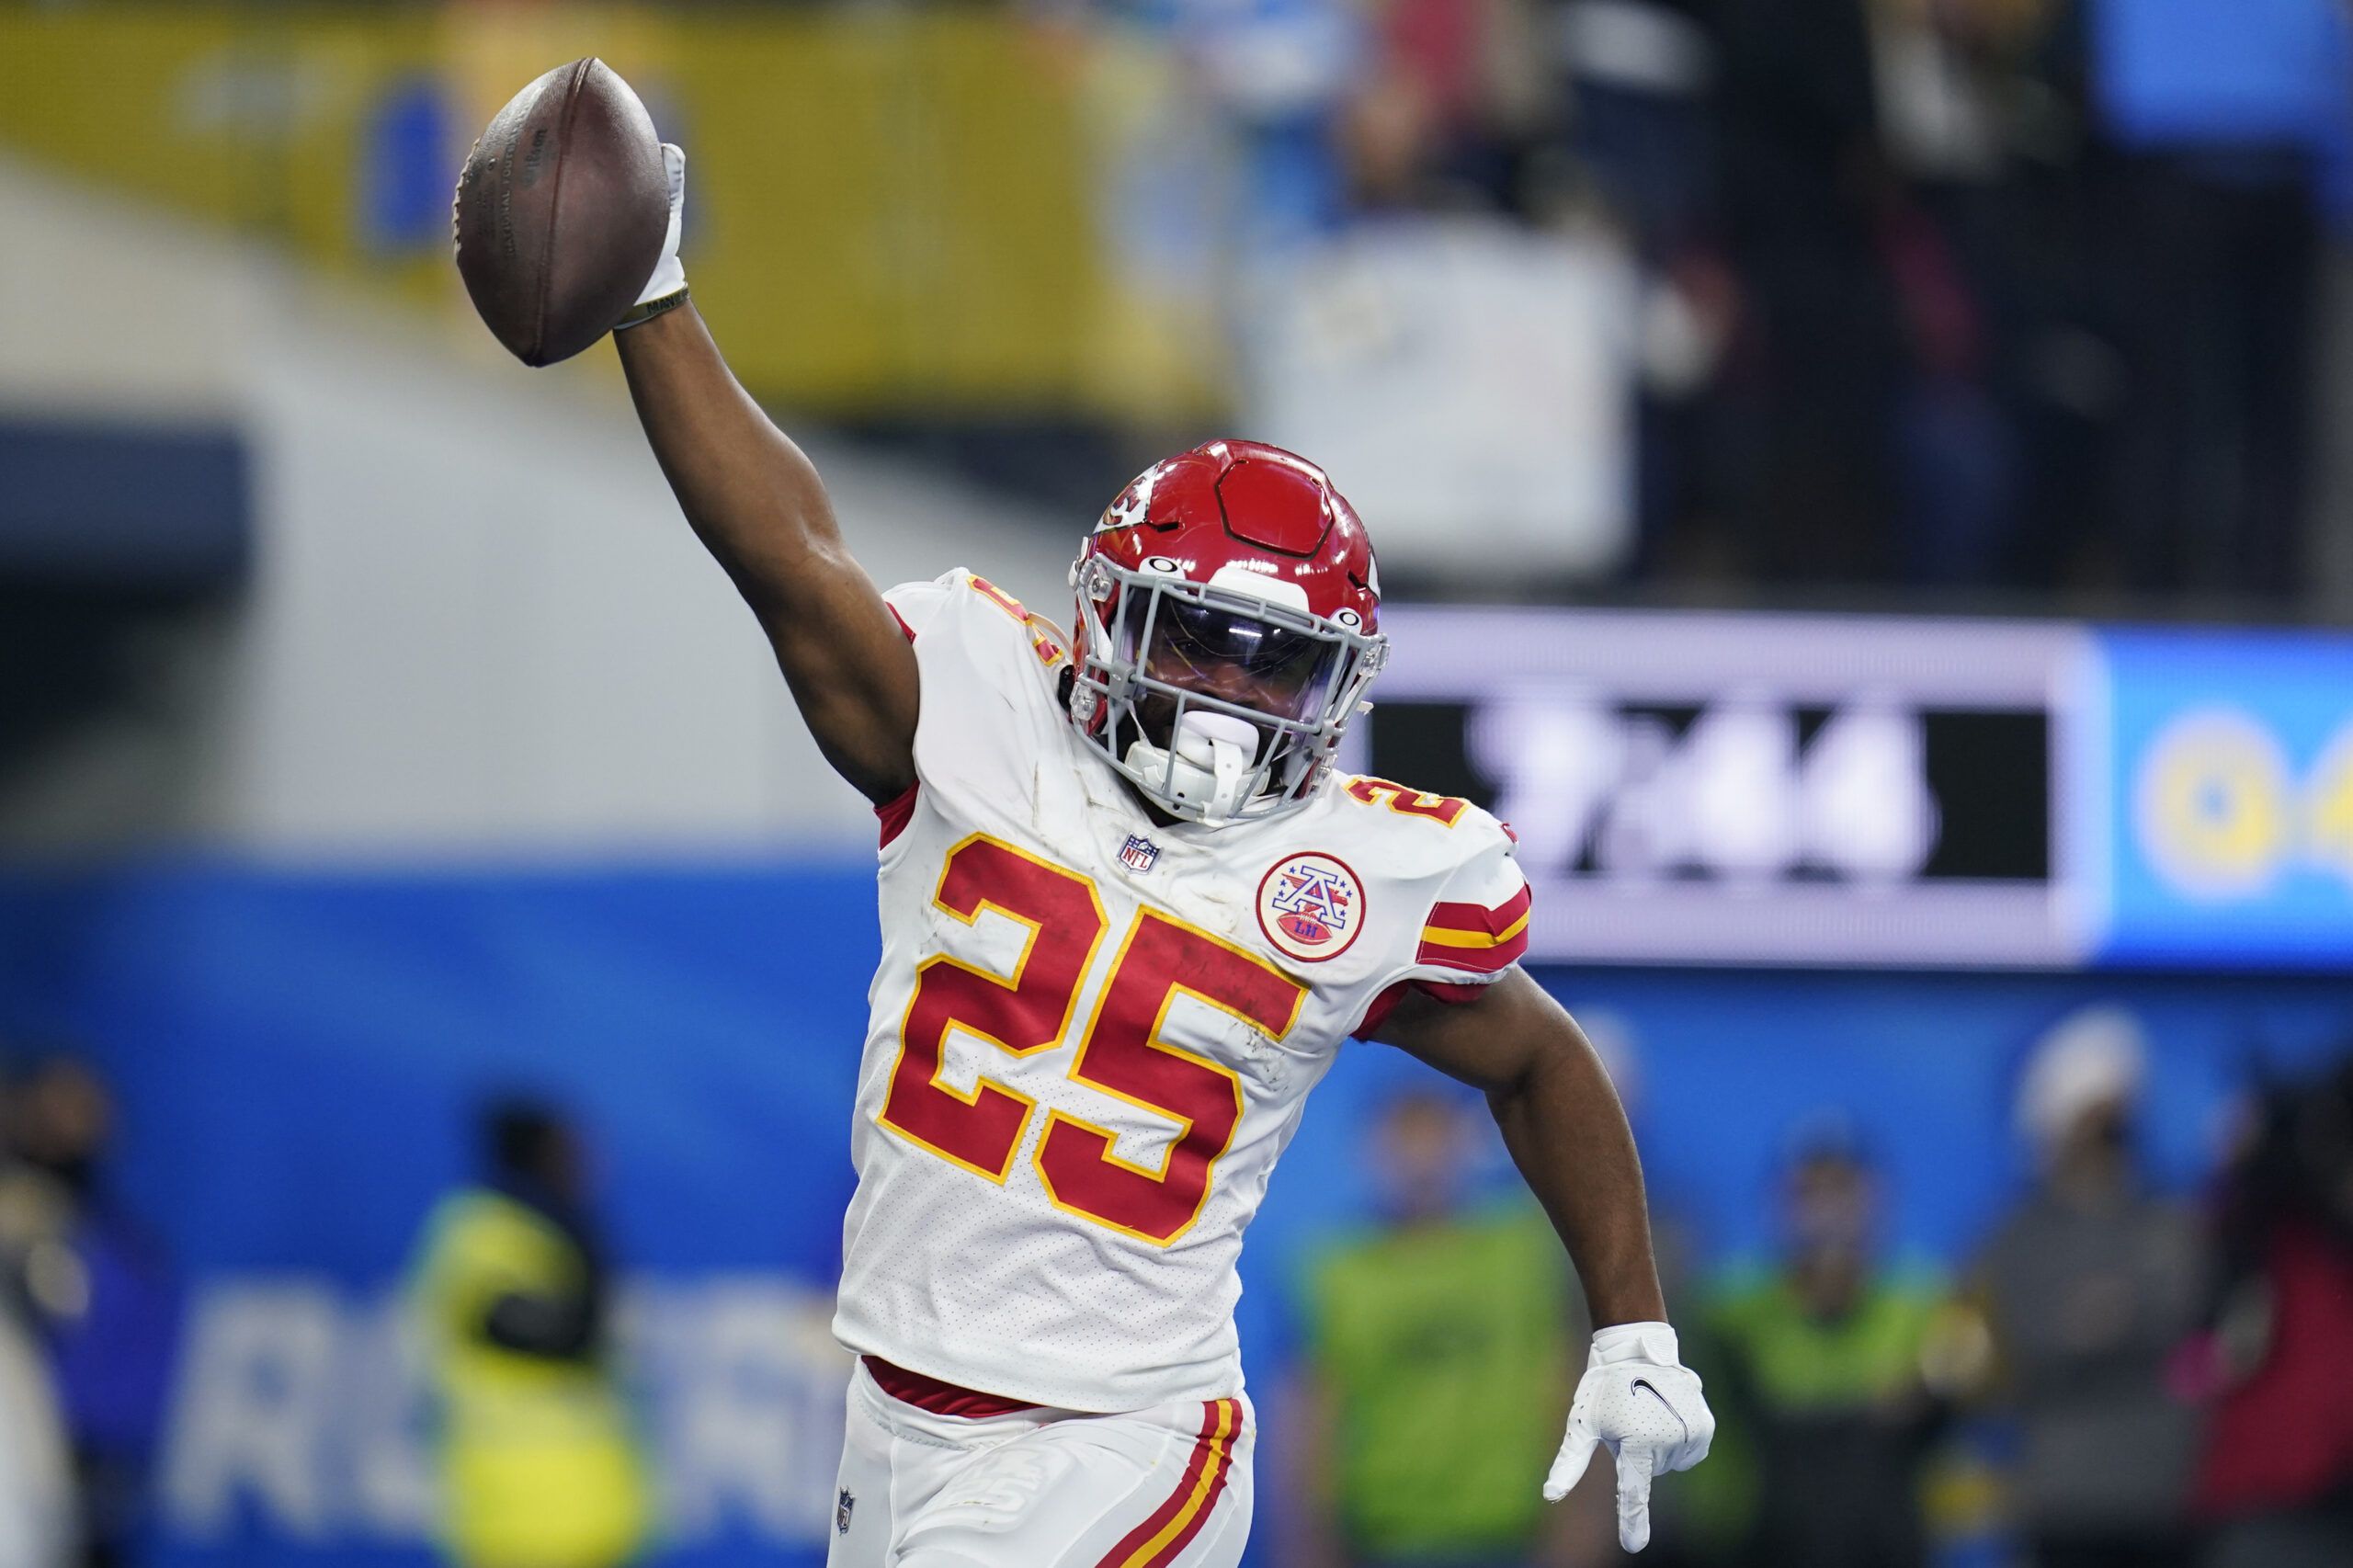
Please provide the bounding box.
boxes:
[1353,607,2091,967]
[1370,700,2049,883]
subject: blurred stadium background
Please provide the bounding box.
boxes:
[2,1,2351,1567]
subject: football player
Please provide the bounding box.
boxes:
[609,146,1712,1567]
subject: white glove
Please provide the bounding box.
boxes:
[620,142,688,324]
[1543,1322,1714,1552]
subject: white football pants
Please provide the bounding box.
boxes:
[825,1361,1254,1568]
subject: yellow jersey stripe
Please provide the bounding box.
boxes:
[1417,910,1531,949]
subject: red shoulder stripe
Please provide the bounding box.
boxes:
[1416,882,1530,971]
[1423,881,1532,937]
[876,781,919,849]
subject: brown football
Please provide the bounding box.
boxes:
[453,58,668,368]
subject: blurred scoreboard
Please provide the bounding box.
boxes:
[1357,607,2353,971]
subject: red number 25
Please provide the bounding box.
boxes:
[880,835,1306,1244]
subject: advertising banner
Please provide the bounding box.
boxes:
[3,866,2350,1566]
[2093,629,2353,967]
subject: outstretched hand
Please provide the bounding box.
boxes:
[1543,1323,1714,1552]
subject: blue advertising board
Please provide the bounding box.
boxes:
[2096,628,2353,967]
[2,862,2350,1567]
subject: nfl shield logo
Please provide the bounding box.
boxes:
[836,1489,855,1535]
[1119,834,1162,873]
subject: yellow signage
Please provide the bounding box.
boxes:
[0,5,1224,420]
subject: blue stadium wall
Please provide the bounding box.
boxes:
[1,861,2347,1568]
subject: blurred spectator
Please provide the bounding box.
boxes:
[409,1099,650,1568]
[1711,0,1905,585]
[1701,1115,1952,1568]
[2187,1056,2353,1568]
[1969,1006,2202,1568]
[1550,0,1717,255]
[0,1070,76,1568]
[1863,0,2041,587]
[0,1304,73,1568]
[1546,0,1736,580]
[1283,1085,1577,1568]
[1339,0,1547,213]
[2084,0,2353,600]
[0,1056,176,1568]
[1107,0,2353,610]
[1126,0,1370,256]
[1953,0,2133,599]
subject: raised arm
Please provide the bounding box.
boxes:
[608,149,916,805]
[1375,969,1713,1553]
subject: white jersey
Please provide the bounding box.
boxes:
[832,570,1532,1412]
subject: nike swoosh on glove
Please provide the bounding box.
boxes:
[1542,1321,1714,1552]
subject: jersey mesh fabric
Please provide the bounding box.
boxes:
[831,572,1532,1412]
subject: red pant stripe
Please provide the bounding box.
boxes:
[1096,1398,1240,1568]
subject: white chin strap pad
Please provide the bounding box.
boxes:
[1128,710,1261,820]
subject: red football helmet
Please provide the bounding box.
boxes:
[1069,439,1386,824]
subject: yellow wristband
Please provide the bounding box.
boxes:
[615,286,689,331]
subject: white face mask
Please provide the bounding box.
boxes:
[1068,555,1387,827]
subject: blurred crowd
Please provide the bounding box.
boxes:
[1284,1016,2353,1568]
[1094,0,2353,605]
[0,1068,649,1568]
[0,1057,176,1568]
[6,1026,2353,1567]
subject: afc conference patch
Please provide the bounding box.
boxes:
[1256,852,1364,962]
[1119,834,1162,873]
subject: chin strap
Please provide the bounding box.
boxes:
[1125,710,1261,823]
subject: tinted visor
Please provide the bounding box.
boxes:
[1133,597,1339,722]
